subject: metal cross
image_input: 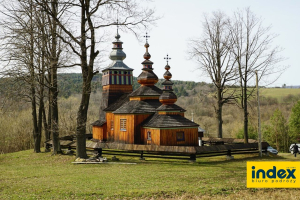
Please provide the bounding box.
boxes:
[164,54,171,64]
[116,18,119,34]
[144,32,150,43]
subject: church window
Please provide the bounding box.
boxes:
[111,120,114,130]
[147,131,151,141]
[120,119,127,131]
[176,131,185,141]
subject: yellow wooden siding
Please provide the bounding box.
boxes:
[113,114,134,144]
[141,128,161,145]
[92,125,107,141]
[134,114,151,144]
[160,128,198,146]
[106,112,114,141]
[129,96,159,101]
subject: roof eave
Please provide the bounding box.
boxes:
[143,126,199,129]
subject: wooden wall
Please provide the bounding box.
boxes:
[92,124,107,141]
[130,97,158,101]
[99,112,196,146]
[141,128,197,146]
[113,114,135,144]
[134,114,151,144]
[157,112,184,116]
[106,112,114,141]
[141,128,161,145]
[160,128,198,146]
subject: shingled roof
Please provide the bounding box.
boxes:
[113,99,162,114]
[103,93,130,111]
[143,113,199,128]
[91,120,106,127]
[103,60,134,71]
[156,104,186,112]
[129,85,162,97]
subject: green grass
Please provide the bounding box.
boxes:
[260,88,300,99]
[0,150,299,199]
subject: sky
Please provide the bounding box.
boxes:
[70,0,300,87]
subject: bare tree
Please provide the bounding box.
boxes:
[189,11,237,138]
[36,0,157,158]
[0,0,47,152]
[47,0,60,154]
[229,7,286,143]
[0,0,66,153]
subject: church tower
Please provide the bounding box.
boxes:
[142,55,199,146]
[136,33,159,87]
[100,30,134,120]
[158,55,178,106]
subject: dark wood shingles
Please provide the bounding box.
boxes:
[113,100,162,114]
[91,120,106,127]
[129,85,162,97]
[143,113,199,128]
[103,93,130,111]
[156,104,186,112]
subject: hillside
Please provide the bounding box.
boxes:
[57,73,213,98]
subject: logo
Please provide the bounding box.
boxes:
[247,161,300,188]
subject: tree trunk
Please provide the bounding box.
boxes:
[76,69,91,158]
[42,104,50,152]
[76,1,89,158]
[36,79,43,153]
[216,89,223,138]
[32,86,40,153]
[50,0,60,154]
[31,60,40,152]
[243,82,249,143]
[50,71,60,154]
[28,0,41,153]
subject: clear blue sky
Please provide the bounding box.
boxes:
[72,0,300,87]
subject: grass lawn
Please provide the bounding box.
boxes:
[260,88,300,100]
[0,150,300,199]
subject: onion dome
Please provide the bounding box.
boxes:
[101,28,133,86]
[102,28,133,71]
[109,31,126,60]
[137,33,159,86]
[159,55,177,105]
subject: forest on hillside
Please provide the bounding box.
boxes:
[54,73,203,99]
[1,73,300,154]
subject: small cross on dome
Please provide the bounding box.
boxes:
[116,19,119,34]
[164,54,171,65]
[144,32,150,43]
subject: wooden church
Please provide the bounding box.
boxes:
[92,31,199,146]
